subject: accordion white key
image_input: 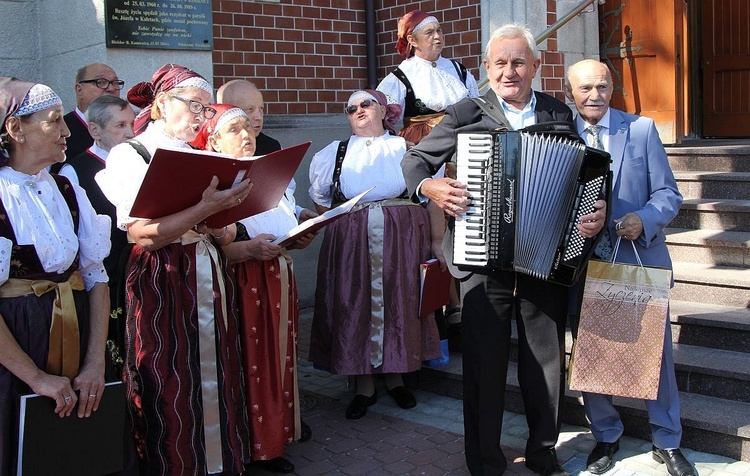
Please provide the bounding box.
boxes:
[453,130,611,286]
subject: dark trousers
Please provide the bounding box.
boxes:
[461,270,568,475]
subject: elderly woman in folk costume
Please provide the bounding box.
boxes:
[95,65,252,476]
[377,9,479,146]
[0,78,111,475]
[307,90,441,420]
[191,105,317,474]
[377,9,476,346]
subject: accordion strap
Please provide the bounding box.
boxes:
[470,97,511,129]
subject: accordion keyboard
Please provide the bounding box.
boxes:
[454,133,493,267]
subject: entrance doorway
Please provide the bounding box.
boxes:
[598,0,683,143]
[701,0,750,138]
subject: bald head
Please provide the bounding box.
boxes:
[565,59,613,125]
[217,80,265,137]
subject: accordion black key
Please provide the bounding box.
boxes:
[453,130,611,286]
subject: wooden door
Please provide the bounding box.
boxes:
[599,1,683,143]
[702,0,750,137]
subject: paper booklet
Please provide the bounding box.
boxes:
[419,258,453,318]
[17,381,126,476]
[130,141,312,229]
[271,186,375,248]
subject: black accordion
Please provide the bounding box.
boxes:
[453,129,611,286]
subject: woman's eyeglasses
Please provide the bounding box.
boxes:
[78,78,126,90]
[171,95,217,119]
[344,99,378,115]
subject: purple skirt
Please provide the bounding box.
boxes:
[309,201,441,375]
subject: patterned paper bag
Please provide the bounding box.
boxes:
[569,258,672,400]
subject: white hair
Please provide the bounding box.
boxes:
[484,24,538,61]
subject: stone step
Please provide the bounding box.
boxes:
[672,199,750,232]
[671,261,750,307]
[673,343,750,403]
[666,144,750,172]
[673,171,750,200]
[416,359,750,461]
[666,227,750,266]
[670,300,750,353]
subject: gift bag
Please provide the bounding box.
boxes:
[569,238,672,400]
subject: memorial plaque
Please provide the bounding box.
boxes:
[105,0,213,51]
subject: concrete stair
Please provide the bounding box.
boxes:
[414,141,750,462]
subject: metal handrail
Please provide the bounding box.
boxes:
[477,0,601,90]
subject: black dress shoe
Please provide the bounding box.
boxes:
[345,391,376,419]
[250,456,295,474]
[525,461,571,476]
[299,419,312,442]
[387,386,417,409]
[652,446,697,476]
[586,440,619,474]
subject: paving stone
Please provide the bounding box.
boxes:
[434,452,471,471]
[382,459,419,474]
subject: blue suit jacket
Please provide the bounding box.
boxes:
[599,108,683,270]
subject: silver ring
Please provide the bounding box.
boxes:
[89,394,97,398]
[237,198,242,205]
[615,222,623,231]
[64,396,72,403]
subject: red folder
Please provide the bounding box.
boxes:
[419,258,452,318]
[130,141,311,229]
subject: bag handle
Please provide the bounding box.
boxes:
[611,236,643,268]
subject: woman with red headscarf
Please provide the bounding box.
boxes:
[96,65,252,475]
[192,105,317,474]
[378,10,475,352]
[307,90,440,421]
[377,9,479,146]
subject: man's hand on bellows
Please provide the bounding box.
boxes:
[421,178,470,218]
[576,199,607,238]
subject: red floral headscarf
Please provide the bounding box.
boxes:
[396,10,437,58]
[128,64,212,136]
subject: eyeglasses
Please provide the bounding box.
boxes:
[344,99,378,115]
[78,78,125,90]
[171,95,217,119]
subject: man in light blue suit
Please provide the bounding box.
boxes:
[566,59,695,476]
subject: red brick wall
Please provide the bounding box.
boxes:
[212,0,565,113]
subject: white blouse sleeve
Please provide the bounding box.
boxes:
[308,140,341,208]
[376,73,407,121]
[95,141,150,230]
[72,184,112,290]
